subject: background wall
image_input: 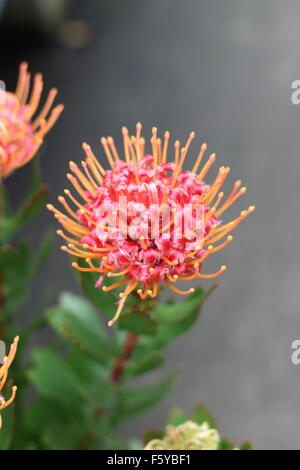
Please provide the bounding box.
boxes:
[2,0,300,450]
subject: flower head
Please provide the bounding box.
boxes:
[48,124,254,326]
[0,336,18,429]
[144,420,220,450]
[0,62,63,180]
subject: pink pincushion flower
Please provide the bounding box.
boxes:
[0,62,63,180]
[48,124,254,326]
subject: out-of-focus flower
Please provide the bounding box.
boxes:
[144,420,220,450]
[0,336,18,429]
[0,62,63,180]
[48,124,254,326]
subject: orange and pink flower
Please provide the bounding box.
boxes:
[0,62,63,180]
[48,124,254,326]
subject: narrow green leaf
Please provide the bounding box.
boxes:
[0,217,13,243]
[126,351,164,376]
[68,348,115,407]
[153,288,208,324]
[218,438,235,450]
[5,185,48,239]
[16,184,48,226]
[239,441,252,450]
[47,293,120,362]
[143,429,164,446]
[24,397,59,435]
[31,232,55,277]
[30,156,42,192]
[0,182,10,218]
[118,368,179,420]
[28,347,83,408]
[166,406,187,426]
[191,403,217,428]
[0,238,54,317]
[0,244,32,315]
[25,398,86,450]
[118,311,157,336]
[154,284,217,345]
[127,439,144,450]
[155,308,200,344]
[77,269,119,317]
[43,414,87,450]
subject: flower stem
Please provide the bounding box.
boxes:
[111,332,139,383]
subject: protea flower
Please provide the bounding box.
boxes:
[144,420,220,450]
[0,336,18,429]
[0,62,63,180]
[48,124,254,326]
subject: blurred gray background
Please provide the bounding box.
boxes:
[2,0,300,450]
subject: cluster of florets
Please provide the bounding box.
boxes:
[0,62,62,179]
[48,124,254,326]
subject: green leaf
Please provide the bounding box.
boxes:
[43,413,87,450]
[2,185,48,240]
[118,311,157,336]
[0,404,15,450]
[0,238,54,317]
[166,406,187,426]
[0,244,32,315]
[30,156,42,192]
[143,429,164,446]
[31,232,55,277]
[47,293,120,362]
[0,217,13,243]
[239,441,252,450]
[127,438,144,450]
[126,351,164,376]
[24,397,58,435]
[118,368,179,420]
[25,398,86,450]
[43,422,85,450]
[0,182,10,218]
[28,347,83,408]
[26,347,115,449]
[14,184,48,229]
[68,348,115,407]
[153,288,208,324]
[191,403,217,428]
[218,438,235,450]
[155,309,200,345]
[154,285,217,346]
[77,269,119,318]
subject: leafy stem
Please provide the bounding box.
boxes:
[111,332,139,383]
